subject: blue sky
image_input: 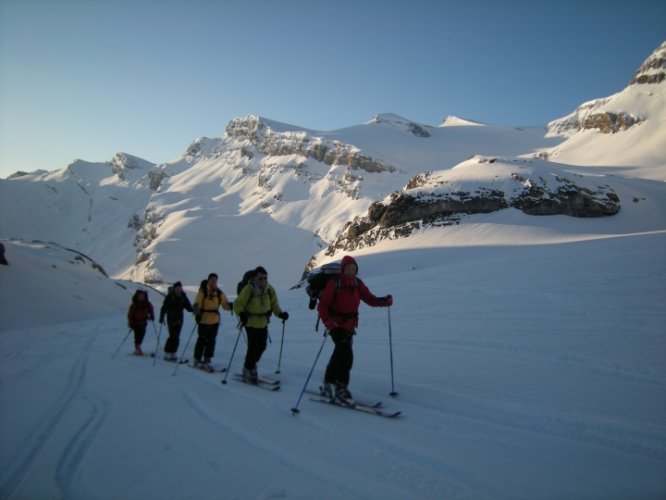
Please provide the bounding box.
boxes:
[1,0,664,178]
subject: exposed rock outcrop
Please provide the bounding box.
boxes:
[224,115,398,174]
[324,158,621,255]
[629,41,665,85]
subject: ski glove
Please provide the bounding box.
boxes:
[279,311,289,321]
[382,295,393,306]
[324,319,338,330]
[239,311,249,326]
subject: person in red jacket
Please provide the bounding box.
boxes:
[127,289,155,355]
[317,255,393,403]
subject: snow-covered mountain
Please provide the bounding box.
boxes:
[0,42,664,292]
[545,41,665,178]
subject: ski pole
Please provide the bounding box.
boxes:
[152,321,163,366]
[275,319,286,374]
[221,322,244,384]
[291,332,328,415]
[112,328,133,359]
[172,323,197,376]
[387,306,398,397]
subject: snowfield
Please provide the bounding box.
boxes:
[1,206,665,499]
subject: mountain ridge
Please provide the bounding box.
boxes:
[1,42,664,289]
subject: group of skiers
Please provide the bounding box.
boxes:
[126,256,392,403]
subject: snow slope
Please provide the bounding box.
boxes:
[1,202,665,499]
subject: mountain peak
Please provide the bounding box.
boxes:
[438,115,485,127]
[629,40,665,85]
[367,113,431,137]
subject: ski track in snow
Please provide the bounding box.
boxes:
[177,378,493,500]
[0,324,108,500]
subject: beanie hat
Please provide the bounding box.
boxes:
[173,281,182,288]
[254,266,268,275]
[208,273,218,280]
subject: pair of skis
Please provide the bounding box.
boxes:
[304,389,401,419]
[137,355,400,418]
[225,374,281,391]
[228,379,400,418]
[190,363,226,373]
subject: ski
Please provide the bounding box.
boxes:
[129,352,154,358]
[159,355,189,364]
[304,389,382,409]
[309,397,400,418]
[147,353,191,365]
[257,375,280,386]
[190,363,227,373]
[231,374,280,391]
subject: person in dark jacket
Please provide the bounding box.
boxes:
[233,266,288,383]
[127,290,155,356]
[159,281,193,361]
[317,255,392,403]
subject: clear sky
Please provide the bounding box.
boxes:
[1,0,664,178]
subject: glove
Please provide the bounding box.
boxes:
[159,316,165,324]
[383,295,393,306]
[150,314,155,321]
[239,311,249,326]
[279,311,289,321]
[324,319,338,330]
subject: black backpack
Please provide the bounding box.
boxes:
[305,262,341,310]
[236,269,258,296]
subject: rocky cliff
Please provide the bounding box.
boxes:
[323,157,620,256]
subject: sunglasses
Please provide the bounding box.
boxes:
[256,275,268,282]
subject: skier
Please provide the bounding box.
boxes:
[127,289,155,356]
[159,281,193,361]
[192,273,232,371]
[317,255,392,403]
[233,266,288,383]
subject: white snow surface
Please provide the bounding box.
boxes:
[1,202,665,499]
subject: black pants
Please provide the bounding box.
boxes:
[194,323,219,361]
[244,327,268,370]
[325,329,354,387]
[164,320,183,354]
[133,325,147,346]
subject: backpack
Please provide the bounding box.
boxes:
[237,269,258,296]
[305,262,341,310]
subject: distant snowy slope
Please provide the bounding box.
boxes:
[0,155,155,276]
[546,42,666,179]
[0,239,149,330]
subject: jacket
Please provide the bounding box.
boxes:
[317,255,384,332]
[193,286,231,325]
[127,290,154,329]
[159,288,193,325]
[233,281,283,329]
